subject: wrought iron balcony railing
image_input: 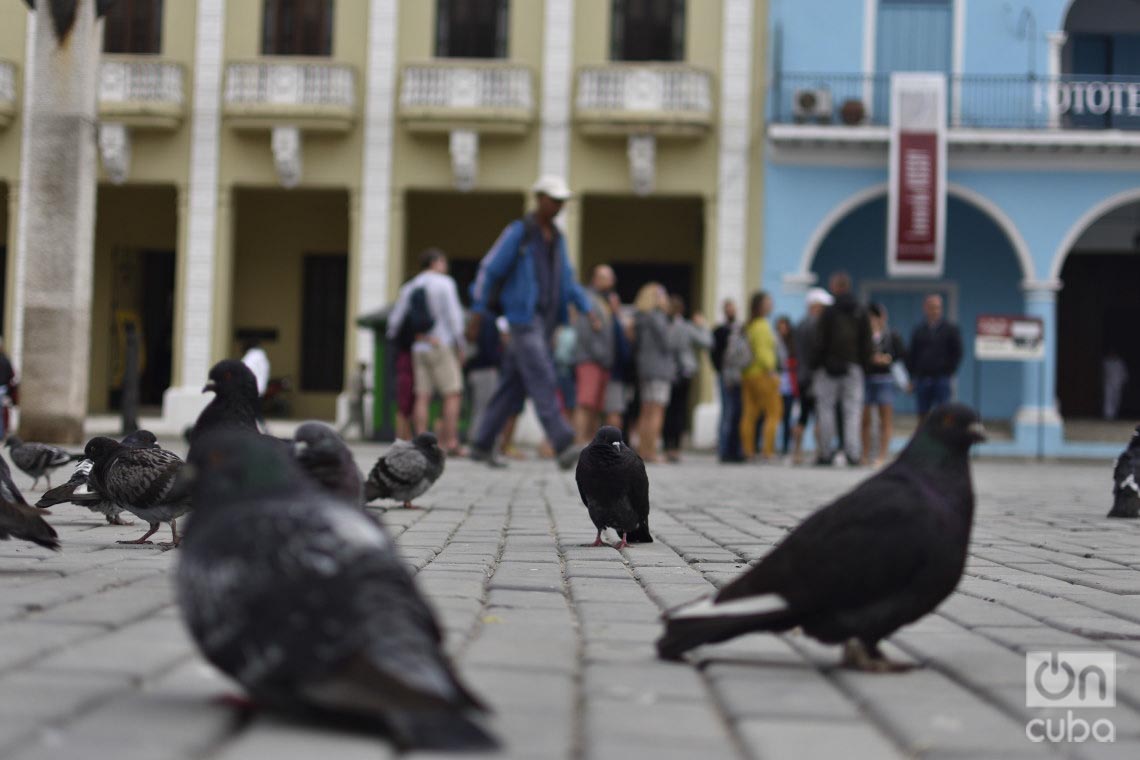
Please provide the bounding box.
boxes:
[575,63,714,137]
[99,56,185,128]
[772,72,1140,132]
[224,59,357,131]
[398,60,535,133]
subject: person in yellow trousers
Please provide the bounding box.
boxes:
[739,291,784,461]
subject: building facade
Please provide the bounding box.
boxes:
[765,0,1140,456]
[0,0,768,436]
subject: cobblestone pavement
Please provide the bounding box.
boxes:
[0,443,1138,760]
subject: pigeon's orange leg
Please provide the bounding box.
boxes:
[403,501,420,509]
[118,523,160,545]
[616,532,628,550]
[592,530,605,547]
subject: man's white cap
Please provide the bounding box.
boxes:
[806,287,834,306]
[532,175,572,201]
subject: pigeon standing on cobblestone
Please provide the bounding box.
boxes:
[293,422,365,507]
[5,437,82,490]
[85,437,191,546]
[576,426,652,548]
[189,360,262,454]
[657,403,986,671]
[363,433,444,509]
[36,430,158,525]
[1109,424,1140,518]
[177,432,498,751]
[0,453,59,550]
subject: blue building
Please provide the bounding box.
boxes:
[763,0,1140,456]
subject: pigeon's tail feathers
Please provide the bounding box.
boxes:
[1108,493,1140,518]
[626,523,653,544]
[37,475,97,508]
[656,594,792,661]
[385,708,500,752]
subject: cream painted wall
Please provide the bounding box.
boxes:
[89,185,178,412]
[387,0,545,299]
[1,7,27,346]
[231,188,349,420]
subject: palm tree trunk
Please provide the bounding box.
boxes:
[18,0,101,443]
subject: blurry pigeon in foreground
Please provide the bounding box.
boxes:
[657,403,985,671]
[5,437,82,490]
[176,432,498,751]
[84,437,191,546]
[1109,424,1140,518]
[0,454,29,506]
[189,360,261,455]
[37,430,158,525]
[0,495,59,551]
[364,433,444,509]
[575,426,652,548]
[293,422,365,507]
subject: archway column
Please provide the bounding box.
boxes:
[1012,280,1064,454]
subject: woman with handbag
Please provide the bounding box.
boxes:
[861,302,906,467]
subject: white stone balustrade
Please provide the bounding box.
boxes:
[224,59,357,131]
[398,60,535,133]
[575,63,715,136]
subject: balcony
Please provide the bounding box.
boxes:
[0,59,16,130]
[99,56,185,129]
[770,72,1140,155]
[574,63,714,137]
[223,59,357,132]
[398,61,535,134]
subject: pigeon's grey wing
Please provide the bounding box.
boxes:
[0,498,60,550]
[574,453,591,508]
[718,473,949,613]
[105,448,188,508]
[0,455,27,505]
[623,451,650,522]
[38,444,76,468]
[9,445,37,472]
[379,442,426,486]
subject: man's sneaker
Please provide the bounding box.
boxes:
[556,444,582,472]
[470,446,507,469]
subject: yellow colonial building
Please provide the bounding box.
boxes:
[0,0,768,436]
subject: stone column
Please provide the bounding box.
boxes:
[4,184,18,343]
[1014,281,1064,455]
[1047,32,1067,129]
[16,1,104,442]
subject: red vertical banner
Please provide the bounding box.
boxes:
[888,74,947,277]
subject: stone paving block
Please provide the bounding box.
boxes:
[582,661,707,704]
[736,718,907,760]
[36,617,195,677]
[584,697,729,744]
[0,668,130,722]
[0,621,106,672]
[212,717,395,760]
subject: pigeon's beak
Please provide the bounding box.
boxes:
[202,382,217,394]
[612,441,621,450]
[968,422,987,442]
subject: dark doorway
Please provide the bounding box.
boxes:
[301,254,348,392]
[436,0,509,58]
[262,0,334,56]
[1058,252,1140,418]
[108,250,175,410]
[611,0,686,61]
[0,245,6,339]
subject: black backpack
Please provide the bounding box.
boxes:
[395,286,435,349]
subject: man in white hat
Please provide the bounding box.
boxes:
[790,286,834,463]
[468,175,591,470]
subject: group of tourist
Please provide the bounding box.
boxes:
[713,272,964,467]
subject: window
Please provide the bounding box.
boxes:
[611,0,685,62]
[103,0,163,54]
[436,0,509,58]
[262,0,335,56]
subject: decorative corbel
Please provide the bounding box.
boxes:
[628,134,655,196]
[271,125,302,189]
[98,122,131,185]
[450,129,478,192]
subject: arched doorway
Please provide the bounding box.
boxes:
[1055,197,1140,421]
[809,193,1027,421]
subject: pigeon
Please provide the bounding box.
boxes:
[84,436,191,546]
[0,454,28,506]
[656,403,986,671]
[36,430,158,525]
[5,436,82,490]
[176,432,498,751]
[1109,424,1140,518]
[363,433,444,509]
[189,360,262,454]
[575,426,652,549]
[293,422,365,507]
[0,494,60,551]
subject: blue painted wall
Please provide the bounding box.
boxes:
[769,0,867,74]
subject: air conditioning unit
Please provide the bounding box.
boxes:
[793,87,833,123]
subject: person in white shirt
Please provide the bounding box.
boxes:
[387,249,468,454]
[240,338,270,430]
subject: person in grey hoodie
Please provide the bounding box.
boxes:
[663,295,712,462]
[634,282,674,463]
[573,265,618,443]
